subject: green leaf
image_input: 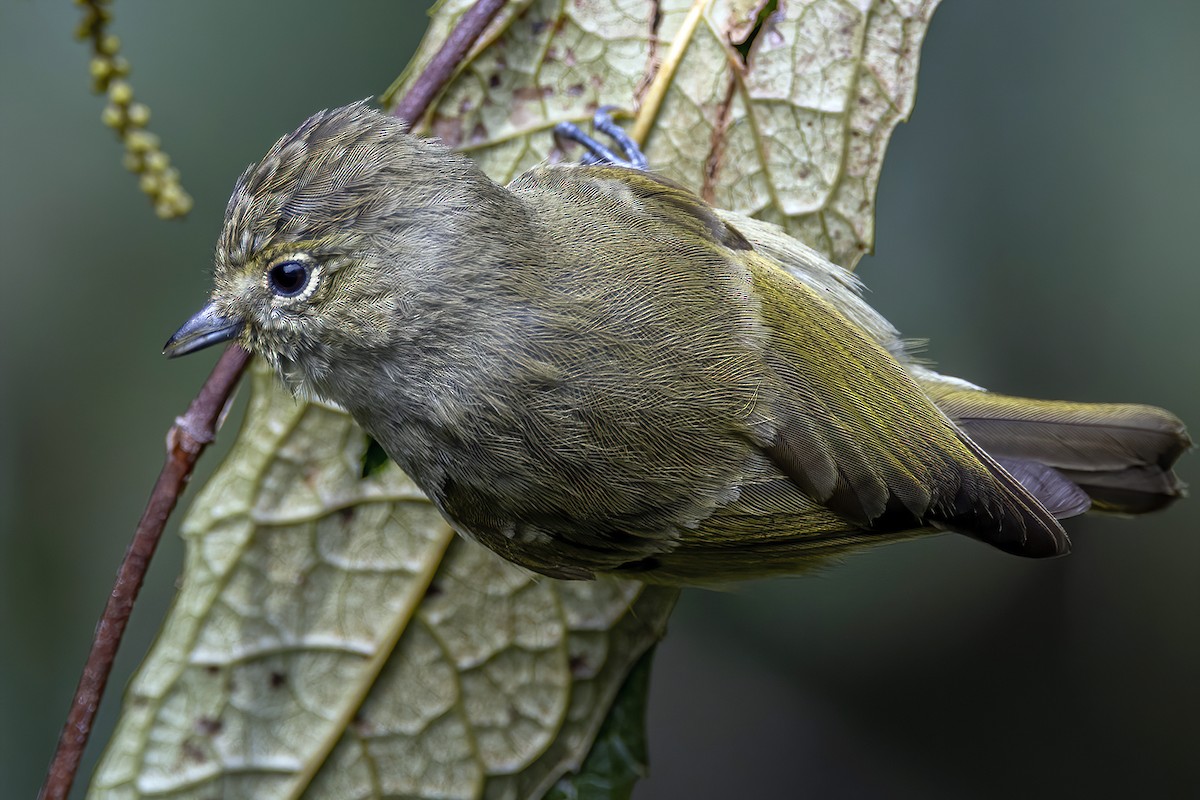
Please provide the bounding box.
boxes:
[546,648,655,800]
[359,436,390,479]
[90,367,677,799]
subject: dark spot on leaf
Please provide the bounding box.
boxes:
[182,739,208,764]
[567,84,584,97]
[569,654,590,677]
[302,465,321,488]
[489,73,501,88]
[351,711,375,736]
[470,122,489,145]
[269,671,287,689]
[431,114,464,149]
[196,716,223,736]
[424,581,443,600]
[339,506,356,524]
[204,665,220,676]
[513,85,551,102]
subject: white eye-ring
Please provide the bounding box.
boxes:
[266,257,320,302]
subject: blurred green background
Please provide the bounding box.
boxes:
[1,1,1196,797]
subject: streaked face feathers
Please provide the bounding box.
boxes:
[208,103,486,392]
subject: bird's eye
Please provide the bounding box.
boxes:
[267,260,310,297]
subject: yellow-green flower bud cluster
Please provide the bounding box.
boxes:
[75,0,192,219]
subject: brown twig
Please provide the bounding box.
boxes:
[390,0,506,126]
[38,345,251,800]
[39,2,509,796]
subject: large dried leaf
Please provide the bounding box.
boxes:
[91,367,675,799]
[391,0,941,270]
[93,1,941,797]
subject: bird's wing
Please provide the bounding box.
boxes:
[745,253,1068,557]
[512,165,1069,564]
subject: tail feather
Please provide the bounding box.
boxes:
[1057,465,1185,514]
[922,380,1190,516]
[940,431,1070,557]
[993,456,1092,518]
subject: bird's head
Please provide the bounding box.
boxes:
[164,102,491,396]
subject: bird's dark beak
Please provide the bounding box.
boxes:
[163,302,244,358]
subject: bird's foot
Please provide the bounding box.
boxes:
[553,106,648,170]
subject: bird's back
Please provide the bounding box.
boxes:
[484,165,1070,581]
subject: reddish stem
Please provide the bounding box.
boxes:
[391,0,506,127]
[39,345,251,800]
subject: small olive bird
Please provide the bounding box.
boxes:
[166,103,1188,583]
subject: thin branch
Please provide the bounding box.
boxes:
[39,345,250,800]
[391,0,507,127]
[39,2,510,796]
